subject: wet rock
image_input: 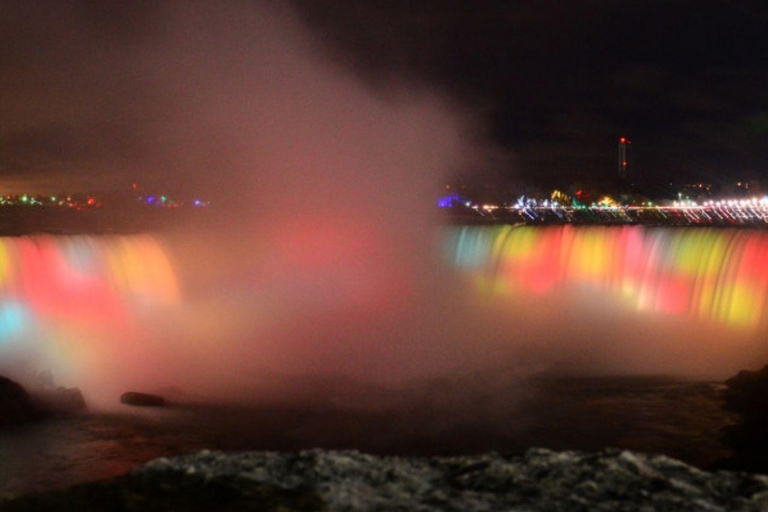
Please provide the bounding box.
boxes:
[0,375,41,428]
[722,366,768,418]
[718,365,768,472]
[120,392,166,407]
[3,448,768,511]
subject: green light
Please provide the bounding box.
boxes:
[50,196,56,201]
[161,196,167,203]
[20,195,27,203]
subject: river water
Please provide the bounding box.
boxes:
[0,375,737,498]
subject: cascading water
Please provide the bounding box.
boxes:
[446,225,768,330]
[0,235,179,391]
[441,225,768,377]
[2,224,766,404]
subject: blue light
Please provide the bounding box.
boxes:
[147,196,156,205]
[438,193,461,208]
[0,302,27,344]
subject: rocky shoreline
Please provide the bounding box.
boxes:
[0,375,85,429]
[2,448,768,511]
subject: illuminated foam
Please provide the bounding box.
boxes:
[446,225,768,330]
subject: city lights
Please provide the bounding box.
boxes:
[0,185,210,211]
[442,189,768,227]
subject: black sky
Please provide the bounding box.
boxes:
[294,0,768,189]
[1,1,767,192]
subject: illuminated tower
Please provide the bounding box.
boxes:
[618,137,631,180]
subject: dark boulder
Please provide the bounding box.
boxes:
[717,365,768,471]
[722,366,768,417]
[120,392,166,407]
[0,375,41,428]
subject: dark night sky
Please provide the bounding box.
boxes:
[0,1,767,192]
[294,0,768,189]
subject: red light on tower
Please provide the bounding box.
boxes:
[618,137,631,180]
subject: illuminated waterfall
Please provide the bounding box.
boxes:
[446,225,768,330]
[0,235,178,352]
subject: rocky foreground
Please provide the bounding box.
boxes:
[2,449,768,512]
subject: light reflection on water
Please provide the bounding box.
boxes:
[0,411,207,498]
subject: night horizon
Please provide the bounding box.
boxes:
[1,1,767,194]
